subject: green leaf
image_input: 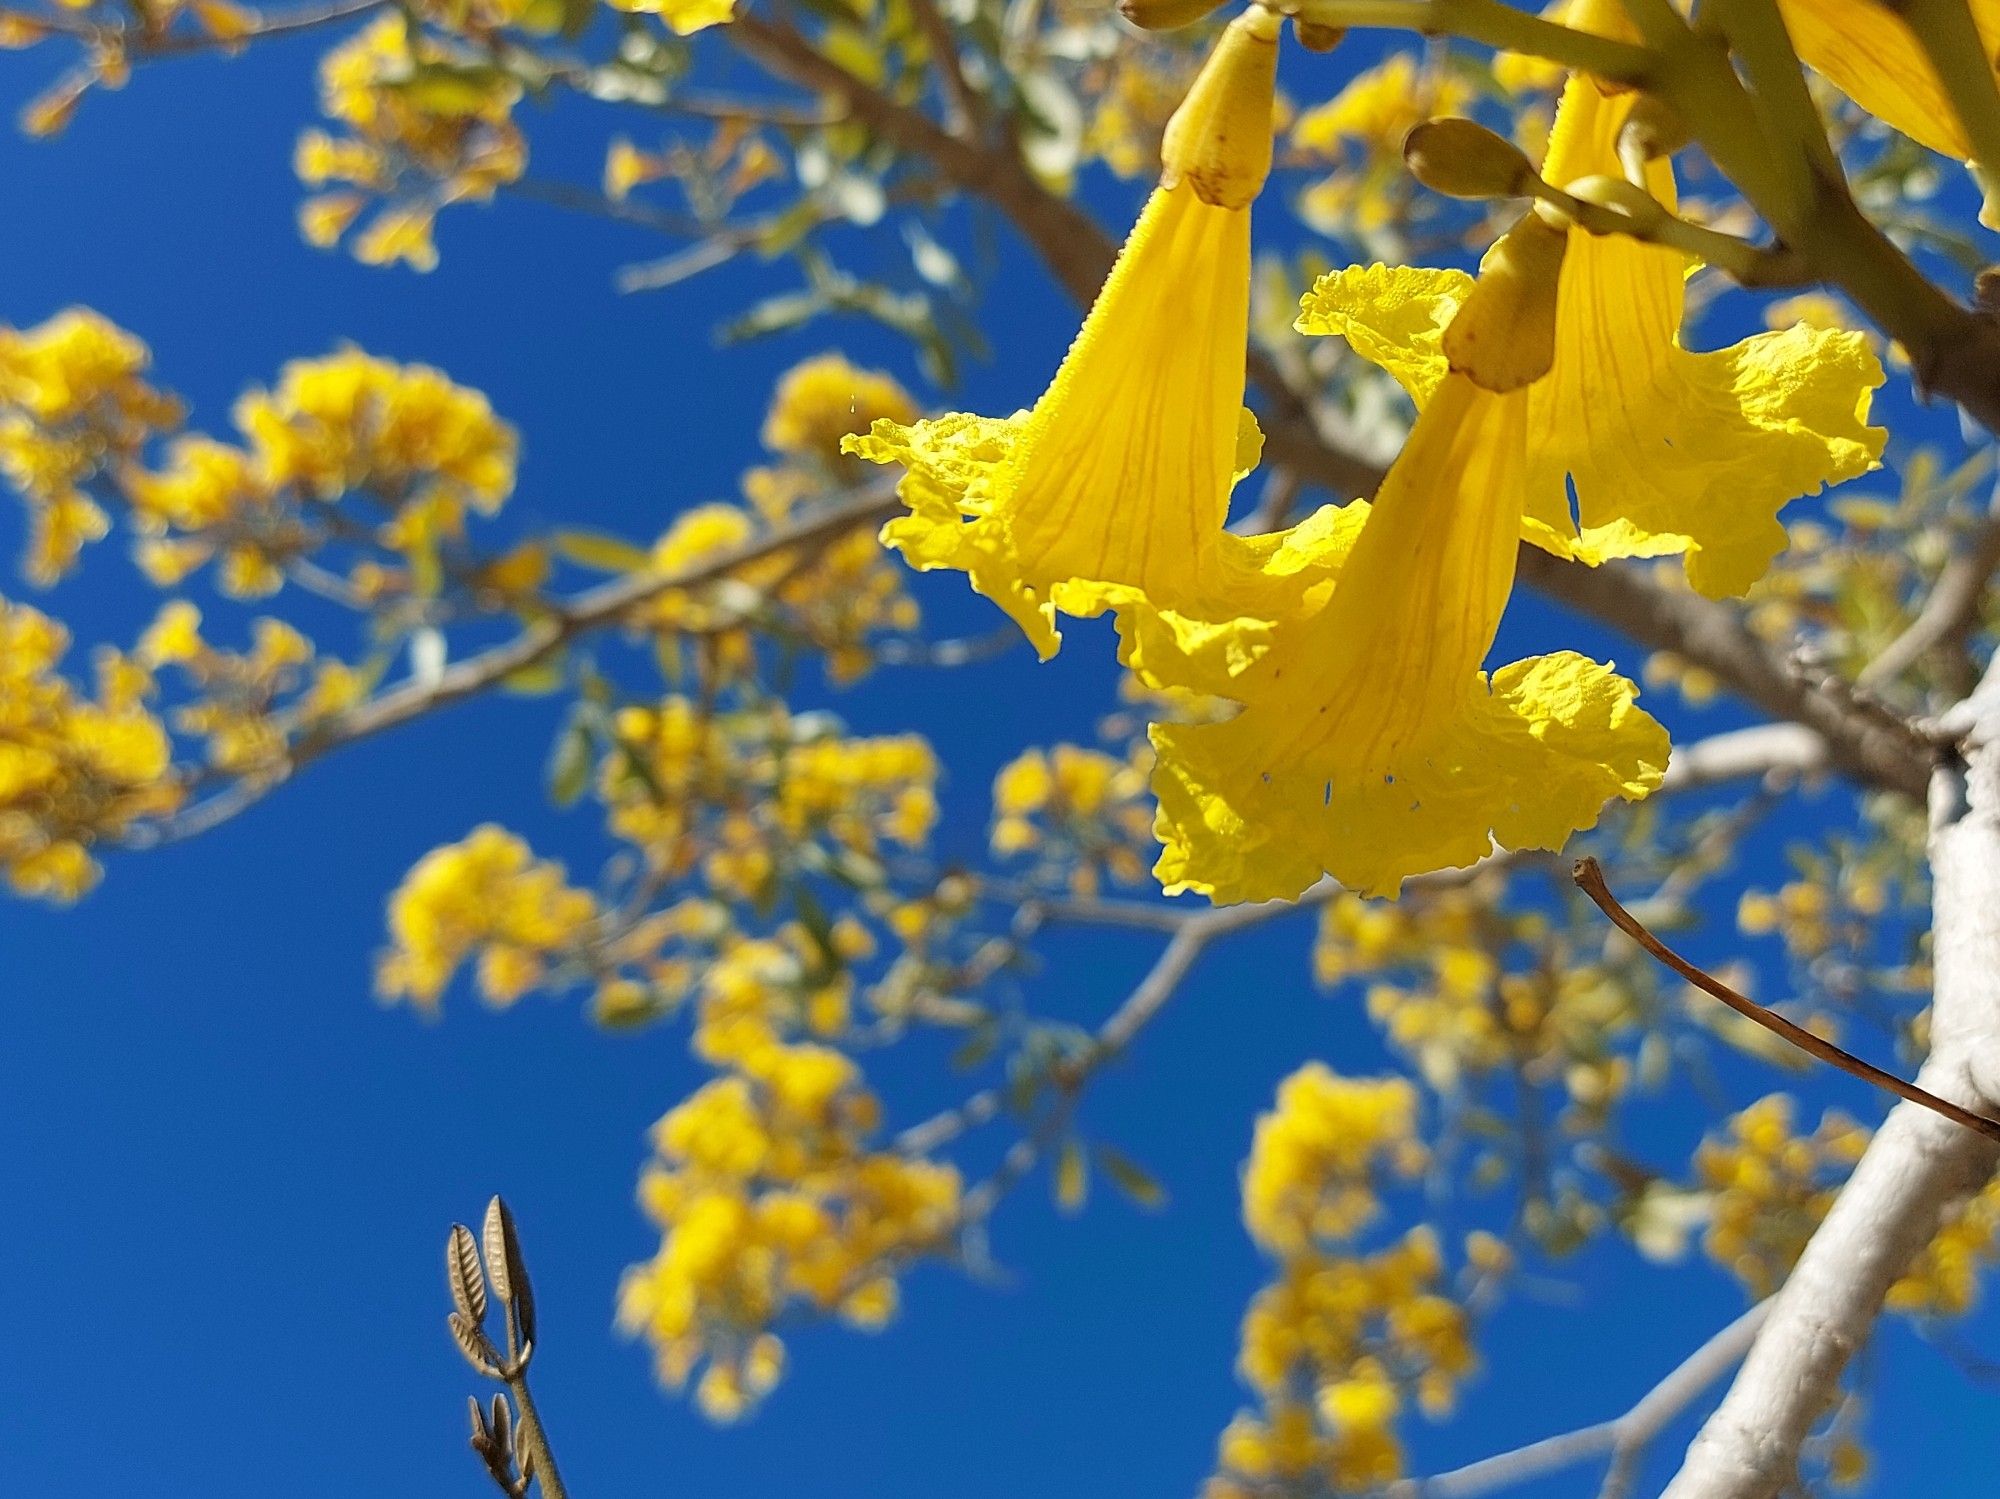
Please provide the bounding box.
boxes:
[1054,1137,1088,1214]
[500,654,567,697]
[384,63,515,119]
[1095,1145,1166,1211]
[548,719,597,808]
[553,528,655,574]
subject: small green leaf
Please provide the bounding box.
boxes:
[1055,1137,1088,1215]
[500,654,567,696]
[1095,1145,1166,1211]
[553,528,655,574]
[548,720,596,807]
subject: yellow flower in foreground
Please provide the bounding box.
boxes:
[849,9,1362,674]
[1302,70,1885,599]
[1151,358,1669,902]
[1777,0,2000,167]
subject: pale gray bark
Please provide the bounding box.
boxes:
[1661,734,2000,1498]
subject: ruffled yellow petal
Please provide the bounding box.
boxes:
[853,172,1250,659]
[1155,650,1667,901]
[1299,83,1886,598]
[1776,0,2000,161]
[850,10,1288,659]
[1296,262,1465,403]
[1529,74,1886,596]
[1148,373,1668,903]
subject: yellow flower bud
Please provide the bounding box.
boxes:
[1442,211,1568,392]
[1161,6,1281,209]
[1402,116,1538,200]
[1117,0,1227,32]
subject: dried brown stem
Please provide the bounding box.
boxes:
[1572,855,2000,1145]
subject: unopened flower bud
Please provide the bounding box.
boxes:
[1403,117,1538,200]
[1291,17,1345,51]
[1161,6,1281,209]
[1117,0,1228,30]
[1443,211,1568,392]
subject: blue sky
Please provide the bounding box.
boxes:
[1,18,1996,1498]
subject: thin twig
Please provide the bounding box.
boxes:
[1857,501,2000,693]
[1572,856,2000,1144]
[1389,1300,1769,1499]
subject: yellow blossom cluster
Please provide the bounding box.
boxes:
[603,126,784,207]
[135,601,364,775]
[1316,887,1641,1118]
[1209,1065,1480,1497]
[132,346,518,595]
[627,356,922,683]
[990,743,1154,896]
[618,1030,959,1418]
[376,824,601,1008]
[603,697,937,902]
[0,309,182,582]
[1689,1093,2000,1313]
[1290,50,1479,237]
[858,5,1883,902]
[0,597,180,900]
[1692,1094,1869,1299]
[295,14,527,270]
[1242,1063,1426,1256]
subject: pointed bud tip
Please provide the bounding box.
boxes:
[1116,0,1227,31]
[1160,7,1283,209]
[1443,212,1568,393]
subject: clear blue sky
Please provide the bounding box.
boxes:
[1,20,1995,1498]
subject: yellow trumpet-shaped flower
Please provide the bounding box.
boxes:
[1776,0,2000,175]
[1301,55,1884,598]
[1152,224,1670,904]
[849,8,1362,676]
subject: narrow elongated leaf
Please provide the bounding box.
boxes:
[483,1197,537,1344]
[1055,1137,1088,1214]
[448,1311,502,1377]
[446,1223,487,1325]
[1095,1145,1167,1211]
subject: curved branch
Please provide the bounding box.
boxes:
[1660,739,2000,1498]
[1390,1300,1770,1499]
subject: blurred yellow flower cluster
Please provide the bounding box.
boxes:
[1242,1064,1426,1255]
[630,355,922,684]
[603,697,936,902]
[1690,1093,2000,1313]
[0,309,182,582]
[0,597,180,900]
[1290,51,1478,237]
[989,743,1154,896]
[295,14,527,270]
[136,601,365,775]
[1318,886,1641,1119]
[1209,1064,1479,1497]
[618,1030,959,1418]
[135,346,517,595]
[1693,1094,1868,1299]
[376,823,601,1007]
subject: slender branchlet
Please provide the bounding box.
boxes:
[1573,857,2000,1146]
[445,1197,571,1499]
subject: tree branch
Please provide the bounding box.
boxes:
[1389,1300,1770,1499]
[1659,733,2000,1497]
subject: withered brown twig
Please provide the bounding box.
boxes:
[1572,855,2000,1145]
